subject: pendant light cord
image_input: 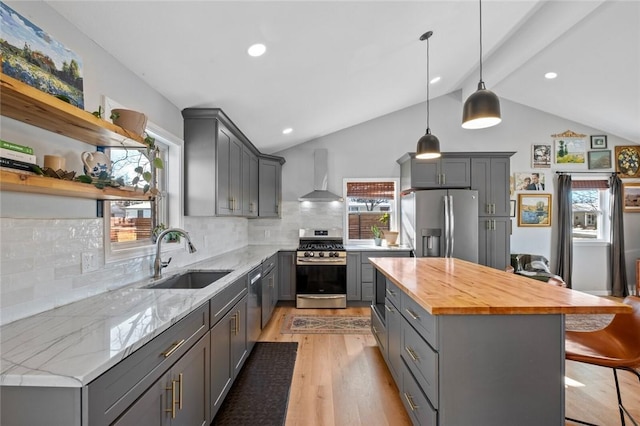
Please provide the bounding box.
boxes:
[426,34,430,129]
[478,0,483,83]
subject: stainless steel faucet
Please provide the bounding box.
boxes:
[153,228,197,278]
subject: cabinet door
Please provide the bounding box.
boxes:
[262,269,276,325]
[113,375,167,426]
[478,217,511,270]
[210,310,233,418]
[171,334,210,426]
[231,295,249,377]
[472,157,510,216]
[216,125,233,216]
[385,297,402,385]
[346,252,361,300]
[440,157,471,187]
[259,158,282,217]
[278,251,296,301]
[241,147,259,217]
[411,158,440,187]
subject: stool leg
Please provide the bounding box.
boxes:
[614,368,639,426]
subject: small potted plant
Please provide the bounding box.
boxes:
[379,212,399,245]
[371,224,383,246]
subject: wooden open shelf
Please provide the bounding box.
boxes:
[0,170,151,201]
[0,73,146,148]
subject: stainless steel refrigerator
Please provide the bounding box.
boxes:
[401,189,479,262]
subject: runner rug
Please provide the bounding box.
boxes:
[281,314,371,334]
[212,341,298,426]
[565,313,614,331]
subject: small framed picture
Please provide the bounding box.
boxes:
[532,144,551,168]
[518,194,552,227]
[510,200,516,217]
[590,135,607,149]
[623,183,640,212]
[587,150,612,170]
[514,172,546,191]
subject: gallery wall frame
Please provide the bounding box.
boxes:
[518,193,552,227]
[532,144,552,168]
[514,172,546,191]
[623,182,640,212]
[552,130,587,166]
[615,145,640,178]
[510,200,516,217]
[590,135,607,149]
[587,150,612,170]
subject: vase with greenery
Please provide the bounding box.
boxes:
[379,212,399,245]
[371,224,383,246]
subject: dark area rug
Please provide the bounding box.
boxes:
[281,314,371,334]
[212,341,298,426]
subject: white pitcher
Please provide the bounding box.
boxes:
[81,151,111,178]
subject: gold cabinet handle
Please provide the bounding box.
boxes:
[385,288,395,297]
[178,373,183,410]
[236,310,240,335]
[405,345,419,362]
[165,380,177,418]
[403,392,419,411]
[405,308,419,321]
[384,304,394,313]
[162,339,185,358]
[372,326,378,334]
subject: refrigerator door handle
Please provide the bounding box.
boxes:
[443,195,450,257]
[448,195,455,257]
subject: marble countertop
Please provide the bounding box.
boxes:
[370,257,632,315]
[344,243,412,251]
[0,245,289,388]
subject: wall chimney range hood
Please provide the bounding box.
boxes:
[298,149,343,202]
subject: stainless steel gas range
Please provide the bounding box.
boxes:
[296,228,347,308]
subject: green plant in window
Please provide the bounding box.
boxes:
[371,224,382,239]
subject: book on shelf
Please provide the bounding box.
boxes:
[0,139,34,155]
[0,166,37,176]
[0,147,36,164]
[0,157,39,173]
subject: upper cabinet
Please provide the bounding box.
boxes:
[182,108,284,217]
[398,153,471,191]
[0,73,151,201]
[471,155,513,217]
[258,155,283,218]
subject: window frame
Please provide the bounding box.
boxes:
[342,177,399,244]
[102,97,184,263]
[571,177,611,244]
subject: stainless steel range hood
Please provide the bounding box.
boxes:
[298,149,343,202]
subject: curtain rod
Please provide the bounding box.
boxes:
[555,171,619,175]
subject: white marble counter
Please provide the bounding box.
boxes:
[344,243,412,251]
[0,245,291,388]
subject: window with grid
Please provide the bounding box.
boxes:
[344,179,398,241]
[571,179,610,241]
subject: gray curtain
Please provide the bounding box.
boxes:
[556,173,573,288]
[609,174,628,297]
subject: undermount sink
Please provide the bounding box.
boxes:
[146,270,232,290]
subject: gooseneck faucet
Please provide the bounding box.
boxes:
[153,228,197,279]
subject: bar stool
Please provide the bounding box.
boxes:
[565,296,640,425]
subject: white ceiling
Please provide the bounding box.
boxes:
[46,1,639,154]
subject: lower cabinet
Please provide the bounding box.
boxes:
[115,333,210,426]
[346,252,361,300]
[478,216,511,270]
[261,253,278,326]
[210,294,248,420]
[352,250,410,302]
[278,250,296,301]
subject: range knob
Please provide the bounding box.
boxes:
[319,252,325,257]
[304,251,314,257]
[330,252,338,257]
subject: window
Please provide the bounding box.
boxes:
[571,179,610,241]
[102,98,183,262]
[343,178,399,242]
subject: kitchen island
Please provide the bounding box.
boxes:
[369,257,631,426]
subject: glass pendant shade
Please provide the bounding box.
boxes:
[462,81,501,129]
[416,128,441,159]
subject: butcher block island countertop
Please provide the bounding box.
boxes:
[370,257,631,315]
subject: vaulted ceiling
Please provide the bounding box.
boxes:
[47,1,639,154]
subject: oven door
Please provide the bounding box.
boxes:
[296,263,347,308]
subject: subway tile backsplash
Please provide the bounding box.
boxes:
[0,202,338,324]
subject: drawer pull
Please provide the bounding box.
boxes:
[162,339,186,358]
[385,288,396,297]
[372,326,378,334]
[178,373,183,410]
[384,305,394,313]
[405,308,420,321]
[165,380,177,418]
[404,392,419,411]
[405,345,419,362]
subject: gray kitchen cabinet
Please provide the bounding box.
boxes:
[183,108,283,217]
[346,251,361,300]
[210,293,248,420]
[356,250,410,302]
[471,155,512,217]
[398,153,471,190]
[258,156,284,217]
[114,332,210,426]
[478,216,511,271]
[278,250,296,301]
[242,146,259,217]
[261,253,278,326]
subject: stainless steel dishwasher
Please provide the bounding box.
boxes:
[247,266,262,352]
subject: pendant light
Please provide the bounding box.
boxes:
[462,0,501,129]
[416,30,441,160]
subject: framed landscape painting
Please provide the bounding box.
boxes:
[518,194,551,227]
[0,2,84,108]
[623,183,640,212]
[587,150,612,170]
[554,137,586,165]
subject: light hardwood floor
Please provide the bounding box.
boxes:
[259,305,640,426]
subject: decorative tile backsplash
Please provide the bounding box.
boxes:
[0,202,338,324]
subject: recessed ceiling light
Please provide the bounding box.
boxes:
[247,43,266,57]
[545,72,558,79]
[282,128,293,135]
[430,76,441,84]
